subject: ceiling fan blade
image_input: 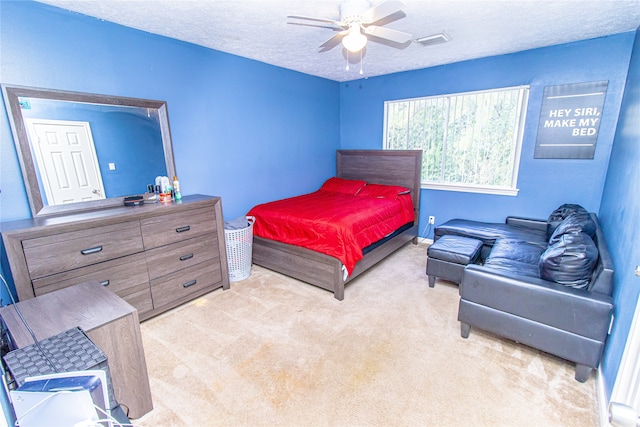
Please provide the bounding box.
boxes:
[362,0,406,24]
[319,32,346,52]
[288,21,344,31]
[364,25,412,44]
[287,15,342,28]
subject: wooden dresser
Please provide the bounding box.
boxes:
[1,194,230,320]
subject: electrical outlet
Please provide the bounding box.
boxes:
[428,216,435,224]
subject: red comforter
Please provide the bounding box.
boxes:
[247,189,414,275]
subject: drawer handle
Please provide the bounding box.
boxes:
[81,246,103,255]
[176,226,191,233]
[180,253,194,261]
[100,280,110,287]
[183,279,197,288]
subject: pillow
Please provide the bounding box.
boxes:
[548,212,597,244]
[356,183,410,200]
[546,204,589,238]
[319,177,367,195]
[539,232,598,289]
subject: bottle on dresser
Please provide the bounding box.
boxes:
[173,175,182,201]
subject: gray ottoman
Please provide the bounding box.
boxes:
[426,235,483,287]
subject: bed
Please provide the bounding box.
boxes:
[249,149,422,300]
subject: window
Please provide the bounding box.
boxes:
[384,86,529,196]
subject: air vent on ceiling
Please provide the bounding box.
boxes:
[414,33,450,47]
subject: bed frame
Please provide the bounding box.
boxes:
[251,149,423,300]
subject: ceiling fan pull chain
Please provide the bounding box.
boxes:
[359,49,364,75]
[346,50,350,71]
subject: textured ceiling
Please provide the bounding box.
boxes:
[37,0,640,82]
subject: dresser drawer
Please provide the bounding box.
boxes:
[146,234,219,280]
[150,261,222,309]
[23,221,144,279]
[32,252,149,297]
[141,206,217,249]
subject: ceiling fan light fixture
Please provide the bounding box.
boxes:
[342,23,367,52]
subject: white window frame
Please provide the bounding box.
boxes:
[383,85,530,196]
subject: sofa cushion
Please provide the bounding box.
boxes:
[482,238,546,279]
[546,204,590,238]
[483,257,541,278]
[539,232,598,289]
[488,239,547,264]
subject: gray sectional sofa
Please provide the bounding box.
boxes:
[433,204,614,382]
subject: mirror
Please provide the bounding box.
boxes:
[2,84,176,217]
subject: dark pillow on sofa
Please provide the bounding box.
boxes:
[547,204,589,238]
[539,232,598,289]
[548,212,597,244]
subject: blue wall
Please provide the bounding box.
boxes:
[340,34,635,238]
[599,27,640,399]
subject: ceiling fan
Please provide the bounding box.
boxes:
[287,0,412,53]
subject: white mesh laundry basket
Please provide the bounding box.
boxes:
[224,216,255,282]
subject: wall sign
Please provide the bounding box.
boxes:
[534,81,608,159]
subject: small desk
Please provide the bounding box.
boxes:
[0,280,153,418]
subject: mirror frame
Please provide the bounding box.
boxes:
[2,84,176,218]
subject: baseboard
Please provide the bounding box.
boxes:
[418,237,434,245]
[597,366,610,426]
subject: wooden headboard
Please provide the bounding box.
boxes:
[336,150,423,224]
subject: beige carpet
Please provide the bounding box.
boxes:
[135,242,599,427]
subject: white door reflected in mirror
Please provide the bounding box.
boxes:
[26,118,106,205]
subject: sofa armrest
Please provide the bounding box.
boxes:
[461,264,613,341]
[505,216,547,231]
[590,214,614,295]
